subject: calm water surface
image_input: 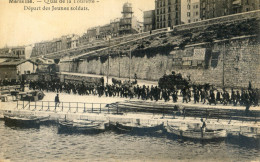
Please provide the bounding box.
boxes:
[0,121,259,162]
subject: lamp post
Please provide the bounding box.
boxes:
[129,49,131,81]
[223,42,225,88]
[107,51,110,84]
[106,38,111,84]
[118,51,120,78]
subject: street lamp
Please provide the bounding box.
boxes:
[129,48,132,81]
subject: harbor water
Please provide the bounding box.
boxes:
[0,120,259,162]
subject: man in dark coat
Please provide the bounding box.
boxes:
[55,94,60,110]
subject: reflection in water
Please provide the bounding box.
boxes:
[0,121,259,161]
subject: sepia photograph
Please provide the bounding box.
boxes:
[0,0,259,161]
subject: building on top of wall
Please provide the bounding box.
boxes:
[190,1,200,23]
[0,46,27,59]
[181,0,200,24]
[100,24,112,40]
[110,18,120,38]
[119,2,142,35]
[87,26,100,41]
[155,0,181,29]
[143,10,156,32]
[70,35,80,49]
[200,0,260,20]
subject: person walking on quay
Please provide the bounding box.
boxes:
[200,118,207,138]
[216,90,222,104]
[55,94,60,111]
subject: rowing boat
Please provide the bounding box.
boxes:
[58,119,107,134]
[112,122,165,135]
[166,123,227,140]
[4,115,47,128]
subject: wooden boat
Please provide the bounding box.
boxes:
[166,123,227,140]
[4,115,43,128]
[239,132,260,140]
[112,122,165,134]
[58,119,107,134]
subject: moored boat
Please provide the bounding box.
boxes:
[166,123,227,140]
[239,132,260,140]
[57,119,107,134]
[111,122,165,135]
[4,115,40,128]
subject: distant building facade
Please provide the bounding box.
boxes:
[155,0,181,29]
[70,35,80,49]
[119,3,142,35]
[0,47,26,59]
[87,26,100,41]
[191,2,200,22]
[181,0,200,24]
[31,35,75,57]
[110,18,120,37]
[100,24,112,40]
[200,0,260,20]
[143,10,156,32]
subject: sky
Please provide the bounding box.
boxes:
[0,0,154,48]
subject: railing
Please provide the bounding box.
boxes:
[15,100,259,123]
[16,100,119,114]
[43,28,169,60]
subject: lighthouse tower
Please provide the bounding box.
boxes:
[119,2,140,35]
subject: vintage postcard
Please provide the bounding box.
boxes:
[0,0,259,161]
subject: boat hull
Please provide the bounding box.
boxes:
[166,124,227,140]
[58,120,106,134]
[4,116,40,129]
[112,122,165,135]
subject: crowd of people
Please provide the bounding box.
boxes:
[26,79,259,108]
[1,77,259,108]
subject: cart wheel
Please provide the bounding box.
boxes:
[38,91,44,100]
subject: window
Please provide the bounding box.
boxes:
[187,12,190,17]
[196,11,198,16]
[187,5,190,10]
[168,7,171,12]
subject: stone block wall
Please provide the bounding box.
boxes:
[60,37,260,89]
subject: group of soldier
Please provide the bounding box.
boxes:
[27,79,259,108]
